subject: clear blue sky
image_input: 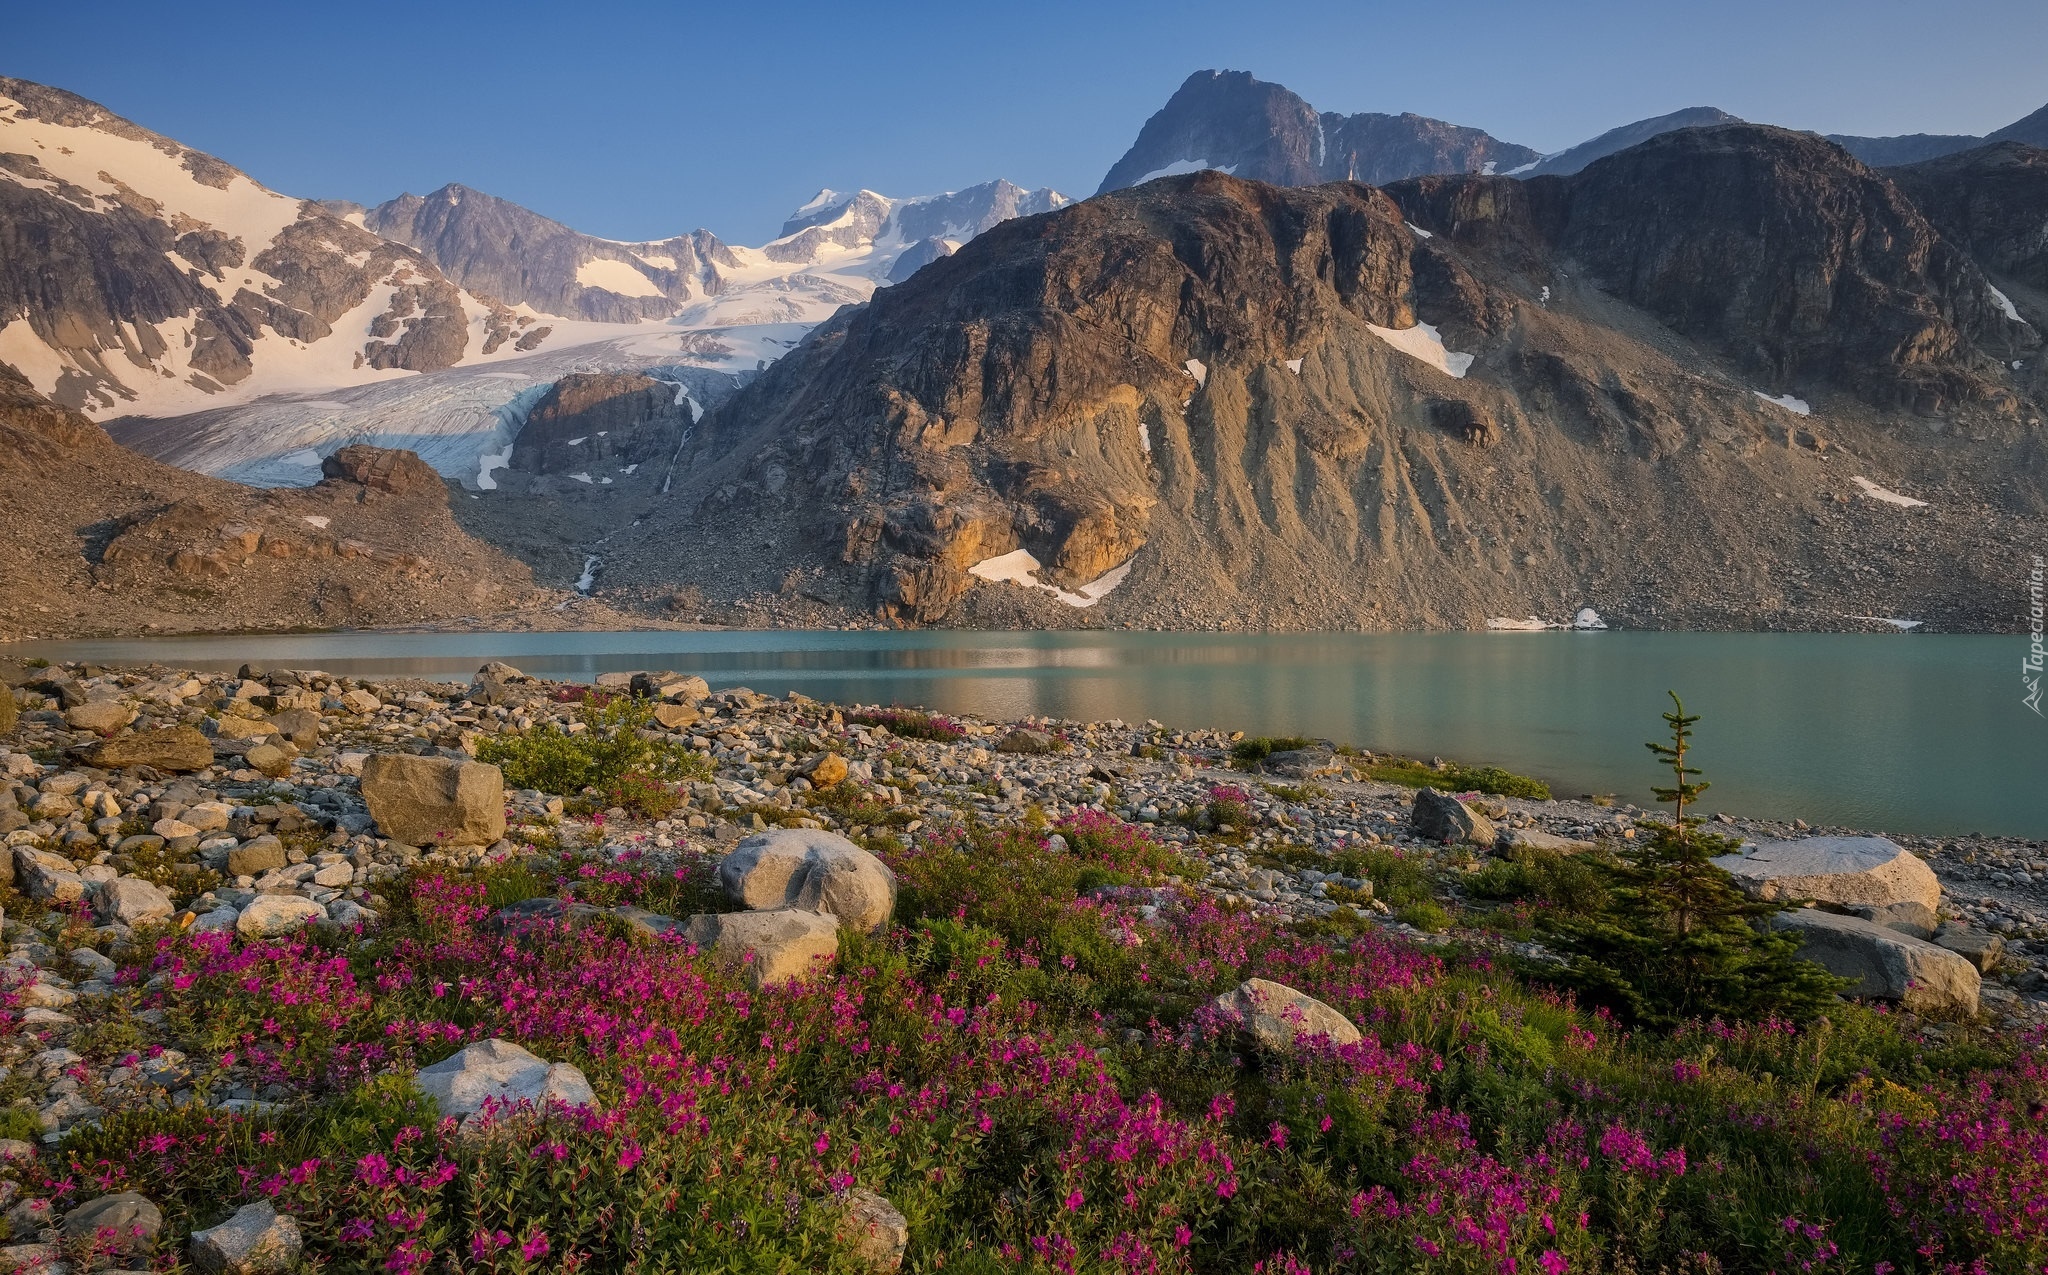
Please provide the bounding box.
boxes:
[9,0,2045,244]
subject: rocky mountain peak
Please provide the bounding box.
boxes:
[1523,106,1741,176]
[1098,69,1538,195]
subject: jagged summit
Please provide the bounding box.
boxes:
[1098,69,1537,194]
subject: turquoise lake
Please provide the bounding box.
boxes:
[6,630,2043,838]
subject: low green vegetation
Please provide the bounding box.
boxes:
[474,697,715,817]
[845,707,967,742]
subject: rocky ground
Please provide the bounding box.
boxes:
[0,657,2040,1266]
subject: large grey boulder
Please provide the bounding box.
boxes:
[415,1038,594,1118]
[717,829,896,933]
[1262,745,1335,778]
[1773,909,1980,1014]
[685,907,840,989]
[189,1200,301,1273]
[1211,978,1362,1050]
[64,699,136,735]
[13,848,85,902]
[1714,836,1940,911]
[63,1190,162,1258]
[92,877,175,927]
[360,754,505,846]
[75,727,213,773]
[1411,789,1496,847]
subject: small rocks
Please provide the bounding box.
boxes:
[359,754,506,846]
[1212,977,1362,1050]
[190,1200,303,1274]
[716,829,897,934]
[226,836,287,877]
[414,1038,594,1118]
[684,907,840,989]
[805,752,850,786]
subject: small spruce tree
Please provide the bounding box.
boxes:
[1557,692,1846,1028]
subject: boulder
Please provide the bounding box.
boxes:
[1496,827,1596,855]
[996,728,1058,755]
[234,895,328,938]
[13,848,86,901]
[189,1200,302,1274]
[632,671,708,703]
[63,1190,162,1258]
[0,687,14,735]
[467,662,536,707]
[242,741,297,778]
[684,907,840,989]
[181,802,233,834]
[227,837,287,877]
[208,715,279,742]
[1411,788,1497,847]
[716,829,896,933]
[1934,925,2006,972]
[340,688,382,715]
[652,702,701,731]
[1847,900,1940,940]
[804,753,850,786]
[1713,836,1940,911]
[1212,978,1362,1050]
[360,754,505,846]
[64,699,136,734]
[612,905,684,940]
[414,1038,594,1117]
[92,877,175,927]
[75,727,213,773]
[1773,909,1979,1014]
[839,1189,910,1271]
[1262,745,1335,778]
[266,708,323,748]
[319,443,439,495]
[487,896,607,936]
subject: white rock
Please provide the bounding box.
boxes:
[1714,836,1939,911]
[92,877,175,927]
[1211,978,1362,1050]
[190,1200,302,1274]
[716,829,897,933]
[234,896,328,938]
[684,907,841,989]
[414,1038,594,1118]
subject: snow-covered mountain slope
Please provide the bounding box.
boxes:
[1519,106,1741,176]
[0,78,570,419]
[107,179,1070,486]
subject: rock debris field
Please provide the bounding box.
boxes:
[0,656,2040,1268]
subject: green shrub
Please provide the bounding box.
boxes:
[845,708,965,742]
[1467,848,1613,919]
[475,698,713,799]
[1326,845,1436,910]
[1397,899,1452,932]
[1229,736,1317,769]
[1363,757,1552,800]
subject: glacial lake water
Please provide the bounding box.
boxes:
[4,630,2043,839]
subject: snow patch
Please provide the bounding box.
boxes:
[1135,159,1237,184]
[1852,477,1928,508]
[567,472,594,484]
[1404,222,1434,239]
[1364,322,1473,378]
[475,442,514,492]
[967,548,1136,609]
[1990,285,2027,325]
[1138,421,1151,453]
[565,437,588,447]
[1754,391,1811,416]
[1284,358,1303,375]
[1184,358,1207,387]
[574,555,599,593]
[1852,615,1924,630]
[574,258,665,299]
[300,515,330,530]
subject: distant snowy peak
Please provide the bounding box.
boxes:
[1521,107,1742,177]
[773,180,1069,260]
[1099,69,1537,195]
[0,77,556,418]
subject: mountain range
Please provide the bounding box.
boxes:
[0,68,2044,638]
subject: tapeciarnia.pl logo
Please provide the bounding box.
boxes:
[2027,554,2045,716]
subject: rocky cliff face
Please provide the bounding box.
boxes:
[1888,143,2048,293]
[1098,70,1537,194]
[1394,124,2034,412]
[589,132,2041,633]
[366,184,735,324]
[0,78,538,419]
[0,367,547,640]
[510,372,690,474]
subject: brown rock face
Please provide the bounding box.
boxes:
[599,132,2041,635]
[511,372,689,474]
[359,754,506,846]
[319,444,444,496]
